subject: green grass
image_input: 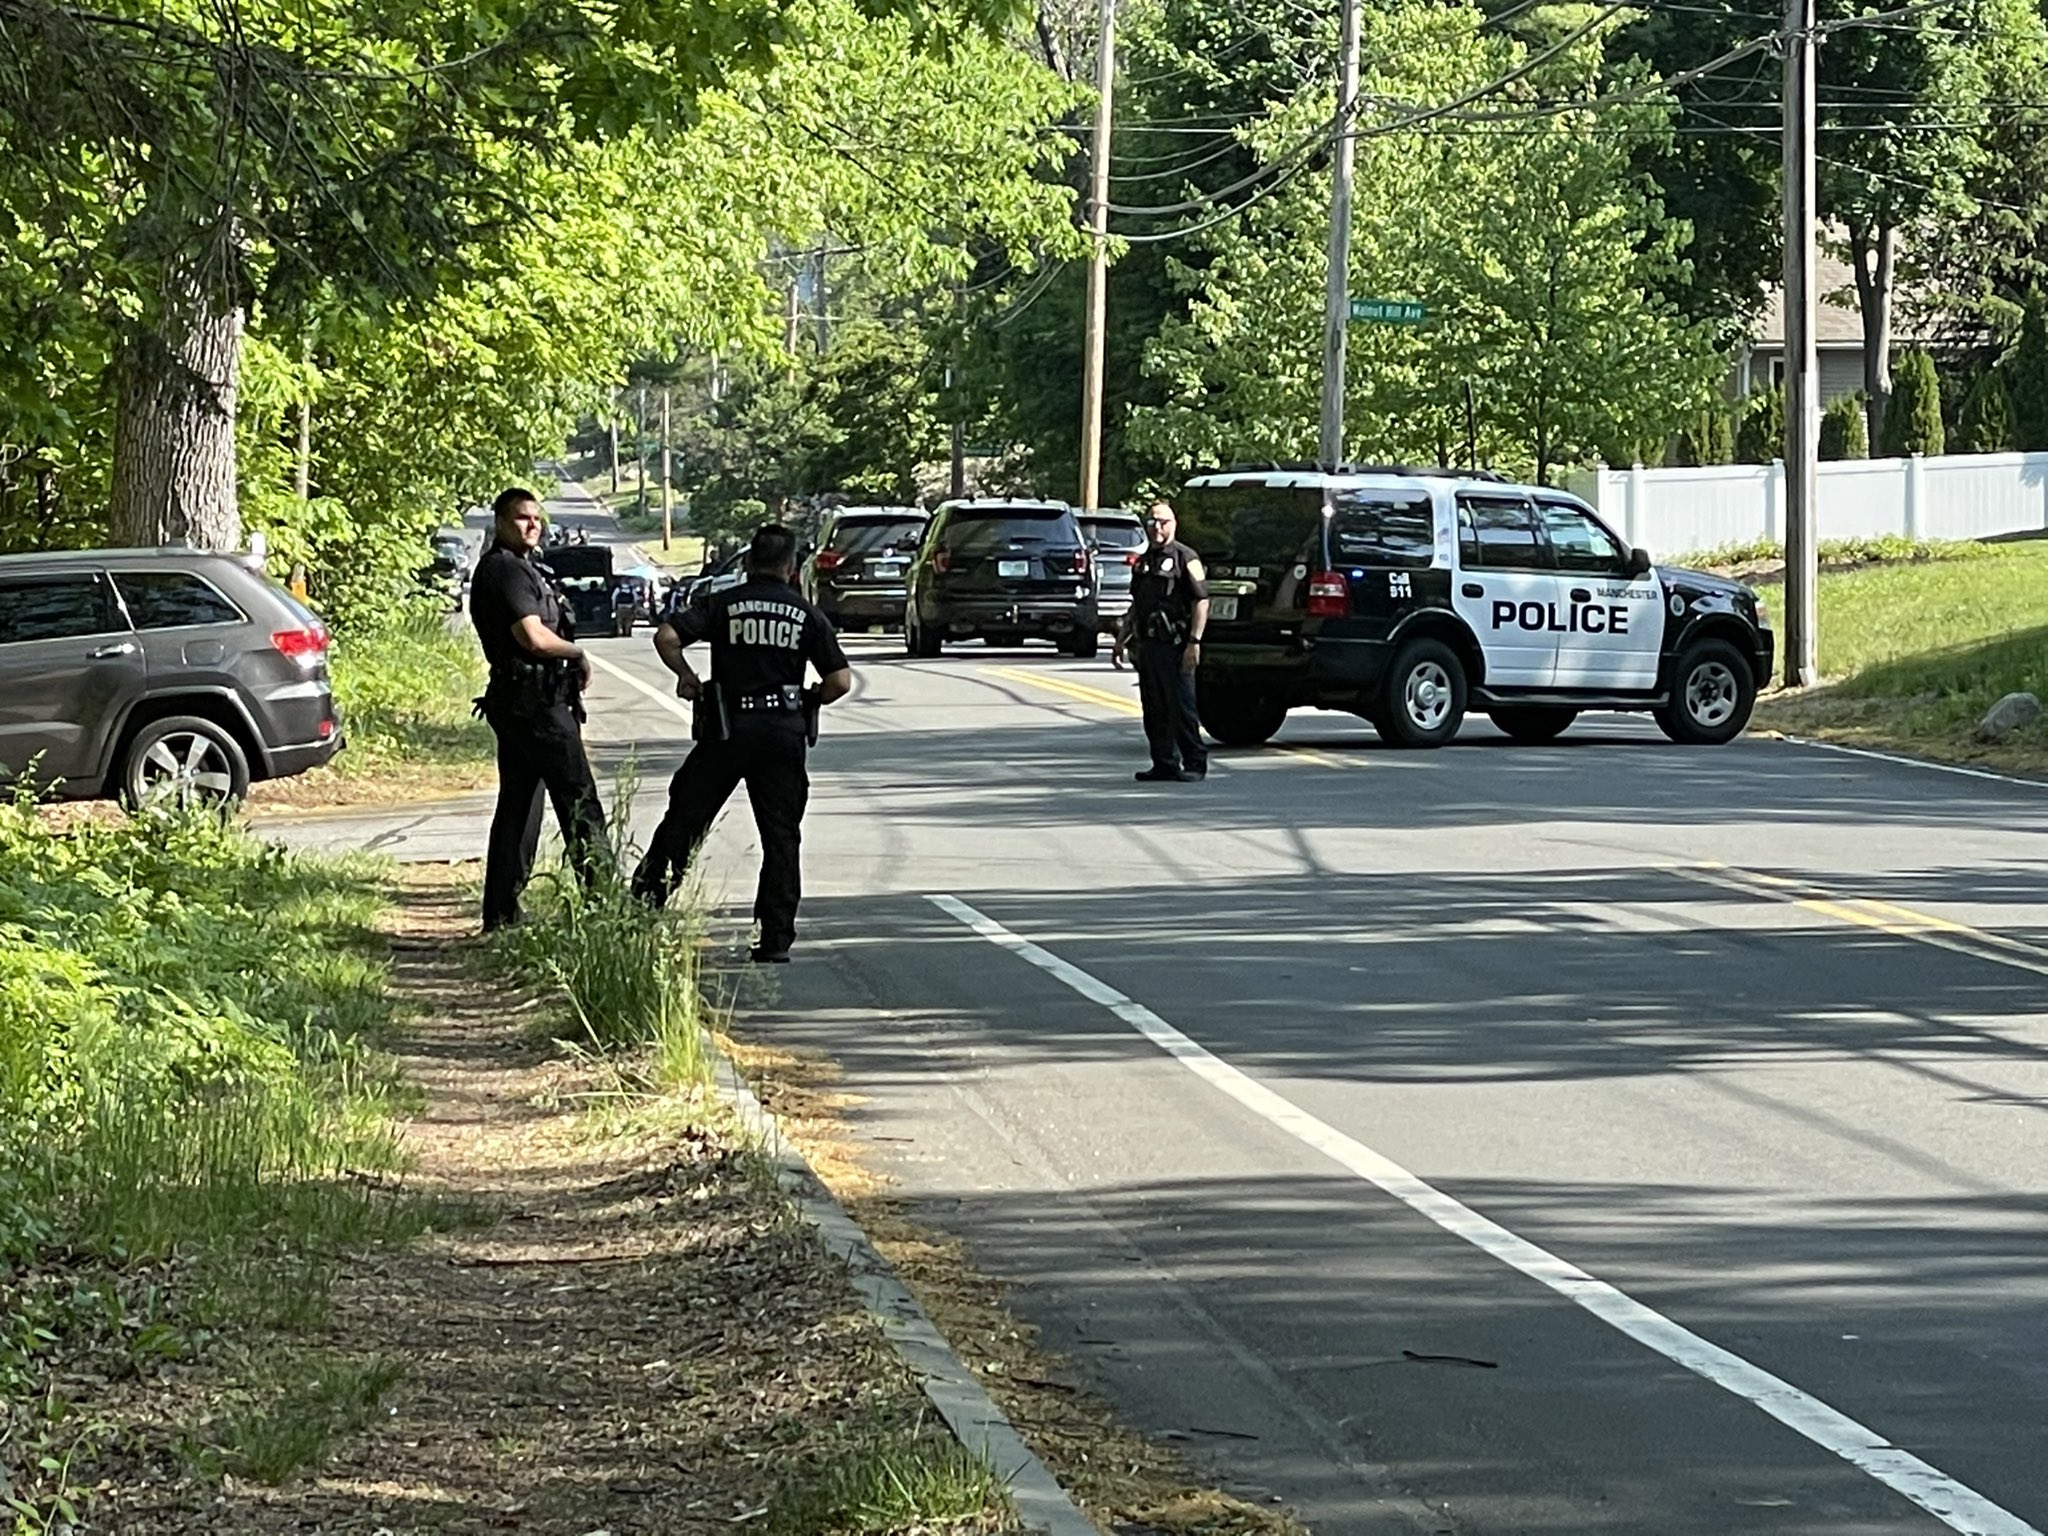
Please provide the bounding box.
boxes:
[764,1434,1012,1536]
[1756,540,2048,758]
[181,1351,405,1485]
[328,608,492,773]
[0,797,438,1522]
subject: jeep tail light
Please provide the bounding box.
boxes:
[1306,573,1349,617]
[816,548,845,571]
[271,623,329,665]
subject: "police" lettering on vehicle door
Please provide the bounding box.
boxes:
[1489,600,1629,635]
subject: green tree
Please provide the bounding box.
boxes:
[1880,349,1945,456]
[1819,395,1868,460]
[2010,294,2048,450]
[1673,406,1735,466]
[1734,387,1785,464]
[1954,369,2013,453]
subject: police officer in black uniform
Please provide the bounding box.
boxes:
[468,487,610,931]
[1114,500,1210,782]
[631,525,853,962]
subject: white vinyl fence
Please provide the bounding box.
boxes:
[1563,452,2048,556]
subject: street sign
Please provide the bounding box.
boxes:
[1349,298,1427,325]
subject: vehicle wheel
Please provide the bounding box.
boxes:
[120,716,251,810]
[1063,629,1100,660]
[1377,638,1467,749]
[1199,686,1287,747]
[1656,638,1755,745]
[906,609,942,659]
[1487,706,1577,744]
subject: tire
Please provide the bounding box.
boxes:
[905,608,942,659]
[120,715,252,810]
[1063,629,1100,660]
[1656,638,1755,745]
[1198,687,1287,747]
[1377,637,1468,749]
[1487,706,1578,744]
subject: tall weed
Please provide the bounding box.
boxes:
[328,608,491,771]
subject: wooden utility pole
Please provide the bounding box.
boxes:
[635,384,649,517]
[1077,0,1116,511]
[1781,0,1819,686]
[1317,0,1364,469]
[659,384,674,551]
[608,393,620,496]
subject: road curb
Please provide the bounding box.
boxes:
[708,1039,1103,1536]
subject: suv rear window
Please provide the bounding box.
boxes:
[114,570,245,629]
[544,548,613,580]
[1079,518,1144,551]
[1330,491,1436,569]
[1178,483,1323,566]
[945,507,1078,553]
[0,574,120,644]
[831,518,924,555]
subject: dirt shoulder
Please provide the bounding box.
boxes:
[92,868,1008,1535]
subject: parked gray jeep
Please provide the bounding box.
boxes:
[0,548,345,806]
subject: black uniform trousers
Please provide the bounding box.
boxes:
[1137,640,1207,774]
[633,726,810,951]
[482,700,610,930]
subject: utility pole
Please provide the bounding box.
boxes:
[949,272,966,499]
[659,383,674,552]
[1317,0,1364,469]
[608,391,620,496]
[1077,0,1116,510]
[815,245,830,355]
[1781,0,1819,686]
[784,277,802,371]
[635,384,649,517]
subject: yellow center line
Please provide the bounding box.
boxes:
[1276,745,1357,769]
[983,666,1143,716]
[1676,862,2048,980]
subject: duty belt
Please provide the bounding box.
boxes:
[733,686,805,713]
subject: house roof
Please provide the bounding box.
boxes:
[1755,248,1868,347]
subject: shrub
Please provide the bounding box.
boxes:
[328,609,491,771]
[1820,395,1868,460]
[1735,386,1785,464]
[1673,406,1734,466]
[1955,369,2013,453]
[2007,295,2048,452]
[1881,349,1945,457]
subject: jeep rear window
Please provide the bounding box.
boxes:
[1330,491,1435,569]
[114,571,245,629]
[946,507,1076,552]
[831,518,925,555]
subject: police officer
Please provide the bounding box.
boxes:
[1113,500,1210,782]
[632,525,853,963]
[469,487,610,931]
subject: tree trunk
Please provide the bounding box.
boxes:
[1035,1,1072,80]
[1848,219,1896,455]
[110,244,243,551]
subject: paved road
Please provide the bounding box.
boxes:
[272,491,2048,1536]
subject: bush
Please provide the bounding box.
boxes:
[328,609,491,771]
[1735,387,1785,464]
[2008,295,2048,452]
[1672,406,1734,466]
[1881,349,1946,457]
[1955,369,2013,453]
[1820,395,1868,460]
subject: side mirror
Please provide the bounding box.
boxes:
[1626,546,1652,579]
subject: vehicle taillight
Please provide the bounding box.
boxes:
[271,623,330,664]
[816,549,845,571]
[1069,549,1091,575]
[1305,573,1349,617]
[934,549,954,574]
[1125,552,1141,567]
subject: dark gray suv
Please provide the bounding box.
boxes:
[0,548,345,806]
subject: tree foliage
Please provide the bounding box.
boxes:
[1820,395,1868,460]
[2009,294,2048,452]
[1880,349,1945,457]
[1954,369,2012,453]
[1734,387,1784,465]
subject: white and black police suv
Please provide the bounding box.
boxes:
[1177,466,1774,750]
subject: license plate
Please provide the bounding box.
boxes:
[998,559,1030,578]
[872,561,903,578]
[1211,594,1239,621]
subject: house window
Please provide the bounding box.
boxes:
[1771,358,1787,389]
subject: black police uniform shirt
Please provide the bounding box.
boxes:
[666,576,849,733]
[1129,539,1209,637]
[470,542,569,672]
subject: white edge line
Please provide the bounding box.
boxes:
[710,1035,1101,1536]
[589,651,694,726]
[1778,733,2048,790]
[926,892,2040,1536]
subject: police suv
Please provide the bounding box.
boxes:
[1178,466,1774,749]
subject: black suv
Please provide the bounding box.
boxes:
[540,546,638,637]
[903,499,1099,658]
[1178,467,1773,749]
[802,506,928,632]
[0,548,345,805]
[1077,509,1144,635]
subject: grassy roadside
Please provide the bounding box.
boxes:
[0,795,441,1528]
[1748,540,2048,773]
